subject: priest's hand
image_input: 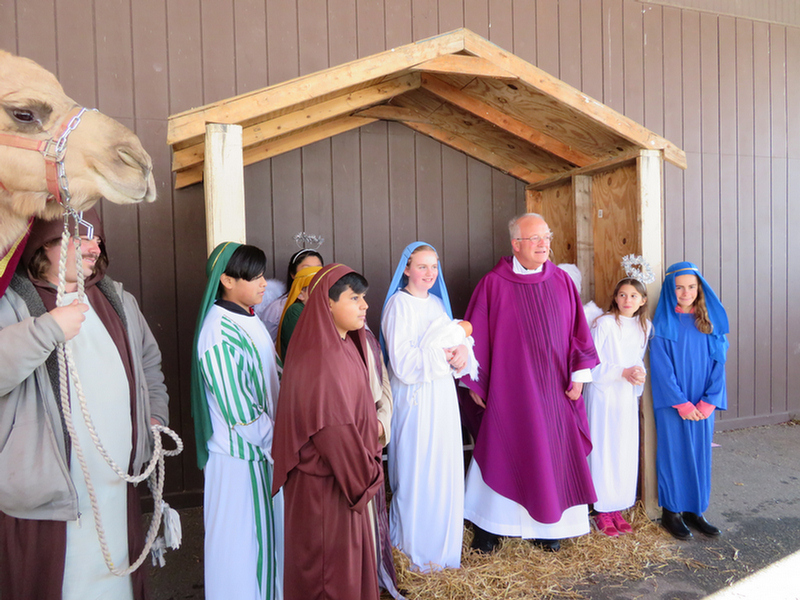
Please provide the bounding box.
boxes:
[469,390,486,408]
[566,381,583,401]
[377,420,385,440]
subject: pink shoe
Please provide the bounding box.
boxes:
[611,511,633,534]
[594,512,619,537]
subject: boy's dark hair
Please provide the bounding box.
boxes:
[224,244,267,281]
[328,272,368,300]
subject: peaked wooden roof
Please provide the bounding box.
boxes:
[167,28,685,189]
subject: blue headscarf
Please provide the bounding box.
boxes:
[379,241,453,358]
[654,261,729,364]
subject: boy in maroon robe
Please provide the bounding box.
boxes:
[272,264,383,600]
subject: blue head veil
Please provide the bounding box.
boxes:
[654,261,729,364]
[379,241,453,358]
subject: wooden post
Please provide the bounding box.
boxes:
[204,123,246,256]
[573,175,593,304]
[637,149,664,519]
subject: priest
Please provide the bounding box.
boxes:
[461,213,599,553]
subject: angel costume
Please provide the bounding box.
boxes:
[584,314,651,512]
[192,243,282,600]
[380,242,473,571]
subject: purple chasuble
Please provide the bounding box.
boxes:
[462,257,599,523]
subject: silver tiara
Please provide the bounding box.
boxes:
[621,254,655,285]
[293,232,324,251]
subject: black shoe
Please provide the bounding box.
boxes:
[683,512,721,537]
[470,524,500,554]
[529,538,561,552]
[661,508,693,540]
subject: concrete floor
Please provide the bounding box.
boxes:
[148,421,800,600]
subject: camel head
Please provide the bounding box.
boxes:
[0,50,156,250]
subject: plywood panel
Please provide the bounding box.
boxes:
[385,0,412,48]
[753,156,773,420]
[592,164,639,305]
[488,0,513,51]
[329,0,358,66]
[529,182,575,266]
[786,157,800,418]
[463,0,489,38]
[699,12,720,155]
[535,0,559,77]
[270,151,306,283]
[681,10,701,155]
[243,162,276,277]
[413,0,439,41]
[753,22,771,158]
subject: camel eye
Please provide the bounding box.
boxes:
[12,109,36,123]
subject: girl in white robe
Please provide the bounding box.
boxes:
[380,242,475,572]
[585,277,652,537]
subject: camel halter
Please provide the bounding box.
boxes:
[0,105,90,205]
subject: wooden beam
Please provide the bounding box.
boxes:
[637,149,664,519]
[175,116,377,189]
[401,120,544,184]
[461,30,687,170]
[168,30,466,148]
[526,149,643,191]
[573,175,594,304]
[420,74,595,168]
[353,105,430,123]
[172,73,420,173]
[204,123,246,255]
[413,54,517,79]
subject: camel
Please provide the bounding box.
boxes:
[0,50,156,257]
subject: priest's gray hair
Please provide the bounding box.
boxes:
[508,213,547,239]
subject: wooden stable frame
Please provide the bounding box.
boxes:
[528,150,664,516]
[167,29,684,518]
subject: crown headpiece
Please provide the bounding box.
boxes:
[293,232,324,251]
[621,254,655,285]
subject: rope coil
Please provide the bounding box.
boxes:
[55,215,183,576]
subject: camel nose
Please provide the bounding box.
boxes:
[117,145,151,175]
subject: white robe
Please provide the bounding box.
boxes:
[584,314,651,512]
[198,304,283,600]
[381,291,469,571]
[61,291,133,600]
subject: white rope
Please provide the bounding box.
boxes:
[55,213,183,576]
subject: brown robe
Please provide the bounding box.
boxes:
[273,264,383,600]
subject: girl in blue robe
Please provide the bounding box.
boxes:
[651,261,729,540]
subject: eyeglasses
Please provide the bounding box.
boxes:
[514,234,554,244]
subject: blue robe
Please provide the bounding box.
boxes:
[651,313,727,514]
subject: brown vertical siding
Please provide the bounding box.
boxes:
[4,0,798,500]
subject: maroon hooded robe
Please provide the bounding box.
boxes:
[272,264,383,600]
